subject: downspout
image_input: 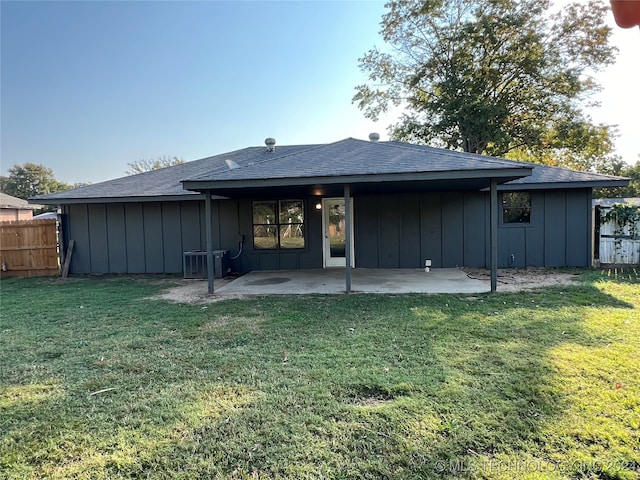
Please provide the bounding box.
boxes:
[205,190,214,294]
[490,178,498,292]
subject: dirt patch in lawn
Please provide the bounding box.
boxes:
[334,385,397,408]
[150,276,246,304]
[462,267,582,292]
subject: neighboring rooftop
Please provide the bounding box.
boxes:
[1,192,40,209]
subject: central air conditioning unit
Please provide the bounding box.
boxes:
[183,250,230,279]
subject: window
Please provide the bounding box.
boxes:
[253,200,304,249]
[502,192,531,224]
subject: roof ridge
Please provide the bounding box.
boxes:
[240,142,327,167]
[188,142,342,181]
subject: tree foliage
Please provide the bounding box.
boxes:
[620,160,640,198]
[0,163,71,200]
[504,123,623,173]
[354,0,618,171]
[126,155,185,175]
[594,157,640,199]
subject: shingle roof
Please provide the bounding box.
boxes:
[1,192,40,209]
[500,161,627,189]
[32,138,628,204]
[32,144,319,202]
[186,139,528,182]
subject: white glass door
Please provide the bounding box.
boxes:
[322,198,354,267]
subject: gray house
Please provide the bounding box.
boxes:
[33,137,627,291]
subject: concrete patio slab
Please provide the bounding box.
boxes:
[214,268,490,295]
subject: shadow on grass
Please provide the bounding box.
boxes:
[163,283,636,478]
[1,277,638,478]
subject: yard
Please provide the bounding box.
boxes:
[1,270,639,479]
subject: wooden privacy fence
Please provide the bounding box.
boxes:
[0,219,59,277]
[594,204,640,266]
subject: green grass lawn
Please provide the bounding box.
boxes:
[1,270,639,479]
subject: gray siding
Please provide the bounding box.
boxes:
[142,203,164,273]
[354,189,592,269]
[566,191,590,266]
[180,202,203,252]
[499,189,592,268]
[499,228,526,267]
[62,197,323,275]
[441,193,465,267]
[162,203,183,273]
[524,193,545,266]
[61,189,593,275]
[379,195,400,268]
[355,192,488,269]
[106,204,127,273]
[420,194,442,267]
[355,195,379,268]
[463,193,487,268]
[124,204,146,273]
[87,204,109,273]
[63,201,206,274]
[400,194,421,268]
[66,204,91,272]
[544,191,567,266]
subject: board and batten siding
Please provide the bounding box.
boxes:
[355,192,490,269]
[61,197,324,275]
[354,189,592,269]
[61,189,592,274]
[63,201,208,274]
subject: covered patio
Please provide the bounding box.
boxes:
[214,268,490,295]
[181,139,536,295]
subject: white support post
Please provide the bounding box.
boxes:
[344,184,352,293]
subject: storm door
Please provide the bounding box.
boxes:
[322,197,354,267]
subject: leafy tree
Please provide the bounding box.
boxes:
[354,0,618,171]
[504,123,624,174]
[594,157,640,198]
[0,163,71,200]
[125,155,184,175]
[622,160,640,198]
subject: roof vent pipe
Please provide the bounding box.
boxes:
[265,137,276,152]
[369,132,380,142]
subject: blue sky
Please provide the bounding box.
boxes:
[1,0,638,185]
